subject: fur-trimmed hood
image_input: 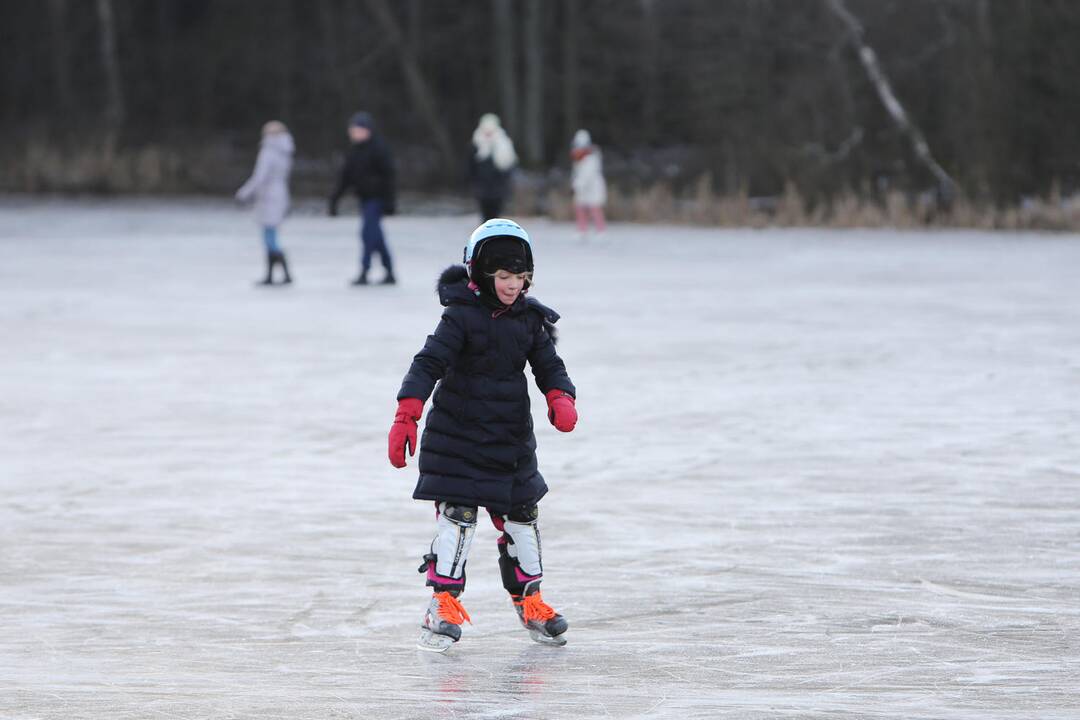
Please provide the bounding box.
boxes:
[436,265,560,342]
[436,265,475,305]
[398,265,576,512]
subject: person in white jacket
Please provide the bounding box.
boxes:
[236,121,295,285]
[569,129,607,240]
[468,113,518,221]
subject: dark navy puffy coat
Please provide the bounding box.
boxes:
[397,266,576,513]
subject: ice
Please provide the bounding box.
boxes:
[1,197,1078,718]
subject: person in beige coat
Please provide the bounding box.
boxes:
[570,129,607,239]
[236,121,294,285]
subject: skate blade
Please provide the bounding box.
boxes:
[527,628,567,646]
[417,628,456,653]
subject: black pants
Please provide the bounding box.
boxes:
[360,198,393,273]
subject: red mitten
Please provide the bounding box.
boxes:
[388,398,424,468]
[545,389,577,432]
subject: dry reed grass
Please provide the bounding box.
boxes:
[7,141,1080,233]
[4,138,237,194]
[541,174,1080,232]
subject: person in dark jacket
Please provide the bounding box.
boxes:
[387,218,578,652]
[467,113,518,221]
[329,111,397,285]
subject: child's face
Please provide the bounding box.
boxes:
[493,270,528,305]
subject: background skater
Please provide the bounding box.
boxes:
[329,111,397,285]
[569,129,608,241]
[236,120,295,285]
[467,113,517,222]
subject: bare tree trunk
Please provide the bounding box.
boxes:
[639,0,658,143]
[156,2,176,129]
[971,0,995,199]
[561,0,579,145]
[47,0,74,123]
[277,1,295,122]
[319,0,346,148]
[522,0,544,165]
[826,0,959,199]
[95,0,125,141]
[408,0,422,49]
[364,0,457,171]
[493,0,519,139]
[975,0,992,46]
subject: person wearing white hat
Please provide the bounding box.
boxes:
[569,129,607,240]
[468,113,518,221]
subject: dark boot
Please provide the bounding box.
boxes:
[351,270,369,286]
[275,252,292,284]
[380,270,397,285]
[257,252,275,286]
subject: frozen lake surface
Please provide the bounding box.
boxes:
[2,198,1078,718]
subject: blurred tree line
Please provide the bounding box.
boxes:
[3,0,1080,212]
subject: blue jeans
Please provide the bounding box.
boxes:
[262,226,281,254]
[360,199,392,273]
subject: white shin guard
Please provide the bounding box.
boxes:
[430,503,478,580]
[502,517,543,578]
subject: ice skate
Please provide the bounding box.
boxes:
[512,580,567,646]
[274,251,293,284]
[256,252,275,286]
[417,591,471,653]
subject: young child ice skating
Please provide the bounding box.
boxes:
[388,218,578,652]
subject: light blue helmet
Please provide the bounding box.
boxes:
[464,218,532,271]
